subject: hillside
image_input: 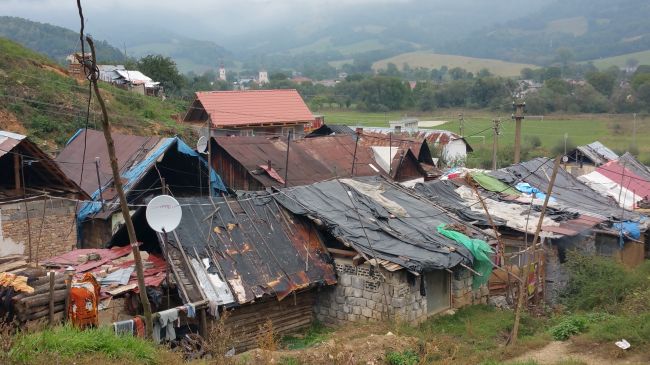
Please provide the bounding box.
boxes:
[0,16,125,64]
[372,52,537,77]
[0,38,192,153]
[589,50,650,69]
[444,0,650,64]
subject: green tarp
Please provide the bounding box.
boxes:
[437,224,494,289]
[471,172,521,196]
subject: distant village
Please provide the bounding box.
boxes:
[1,47,649,359]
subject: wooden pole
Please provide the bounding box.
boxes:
[14,153,21,194]
[284,130,292,187]
[48,271,55,326]
[513,102,525,164]
[351,131,359,175]
[491,119,500,171]
[199,308,208,338]
[95,157,104,211]
[63,273,72,321]
[510,155,561,345]
[85,37,153,338]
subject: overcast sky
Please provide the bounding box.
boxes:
[1,0,412,40]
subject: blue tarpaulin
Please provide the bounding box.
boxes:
[613,221,641,247]
[516,182,556,202]
[77,137,226,225]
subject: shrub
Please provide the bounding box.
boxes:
[550,316,588,340]
[385,349,419,365]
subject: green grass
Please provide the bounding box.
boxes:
[9,325,159,364]
[0,37,192,152]
[281,321,333,350]
[588,49,650,70]
[372,52,538,76]
[320,109,650,163]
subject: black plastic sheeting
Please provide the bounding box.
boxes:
[489,157,645,222]
[169,196,336,304]
[274,176,475,273]
[414,179,506,227]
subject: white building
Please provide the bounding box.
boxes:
[258,70,269,84]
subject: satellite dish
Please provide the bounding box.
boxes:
[146,195,182,233]
[196,136,208,154]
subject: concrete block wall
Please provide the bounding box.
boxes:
[315,258,483,325]
[0,198,77,261]
[452,268,488,308]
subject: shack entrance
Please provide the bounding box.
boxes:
[425,270,450,315]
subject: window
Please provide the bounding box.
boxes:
[239,129,254,136]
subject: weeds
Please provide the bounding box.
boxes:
[206,310,235,365]
[281,321,332,350]
[385,349,419,365]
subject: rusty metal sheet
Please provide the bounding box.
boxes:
[214,135,383,188]
[168,195,336,305]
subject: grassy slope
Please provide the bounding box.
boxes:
[320,109,648,162]
[372,52,537,76]
[589,49,650,69]
[0,37,192,153]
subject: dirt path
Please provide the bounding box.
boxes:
[509,341,645,365]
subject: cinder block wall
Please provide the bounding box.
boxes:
[0,198,77,261]
[315,258,486,325]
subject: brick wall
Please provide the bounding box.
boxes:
[315,258,487,325]
[0,198,77,261]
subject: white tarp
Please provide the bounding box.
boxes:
[578,171,640,210]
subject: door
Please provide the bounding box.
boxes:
[425,270,451,315]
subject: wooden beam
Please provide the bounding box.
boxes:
[326,248,357,257]
[14,153,21,193]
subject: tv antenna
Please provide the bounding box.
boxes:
[145,195,182,233]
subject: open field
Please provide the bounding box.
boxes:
[319,109,650,162]
[588,50,650,70]
[372,52,537,76]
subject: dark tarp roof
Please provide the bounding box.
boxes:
[489,157,645,222]
[305,124,355,138]
[166,195,336,305]
[273,176,476,273]
[214,135,385,187]
[414,179,506,227]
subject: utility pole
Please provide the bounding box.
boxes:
[284,130,292,187]
[459,113,465,136]
[492,119,501,171]
[85,36,153,338]
[512,101,526,164]
[633,113,637,150]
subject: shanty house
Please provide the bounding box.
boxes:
[183,89,316,138]
[97,65,163,97]
[112,194,337,352]
[358,130,441,183]
[211,135,384,190]
[566,141,619,175]
[274,176,492,324]
[55,129,226,247]
[0,131,87,261]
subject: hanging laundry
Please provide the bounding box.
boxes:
[153,308,179,344]
[133,316,145,338]
[114,319,134,336]
[186,303,196,318]
[67,273,100,329]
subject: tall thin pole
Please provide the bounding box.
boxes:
[633,113,637,149]
[459,113,465,136]
[85,36,153,338]
[351,131,360,175]
[94,157,104,211]
[207,119,212,196]
[492,119,500,171]
[284,130,292,187]
[389,132,393,176]
[513,102,525,164]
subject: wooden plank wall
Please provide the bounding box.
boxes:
[220,291,315,352]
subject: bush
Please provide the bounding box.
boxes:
[560,253,646,311]
[549,316,588,340]
[385,349,419,365]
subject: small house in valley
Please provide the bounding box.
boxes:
[183,89,316,138]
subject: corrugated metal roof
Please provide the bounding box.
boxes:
[573,141,619,165]
[187,89,315,127]
[214,135,385,187]
[166,195,337,305]
[56,129,163,197]
[0,130,85,199]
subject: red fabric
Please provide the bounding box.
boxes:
[195,89,314,127]
[67,273,100,328]
[133,316,145,338]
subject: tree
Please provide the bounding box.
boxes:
[520,68,536,80]
[586,71,616,97]
[626,58,639,71]
[136,55,185,95]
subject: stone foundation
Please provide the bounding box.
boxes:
[315,258,486,325]
[0,198,77,261]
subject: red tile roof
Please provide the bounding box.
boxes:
[190,89,314,128]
